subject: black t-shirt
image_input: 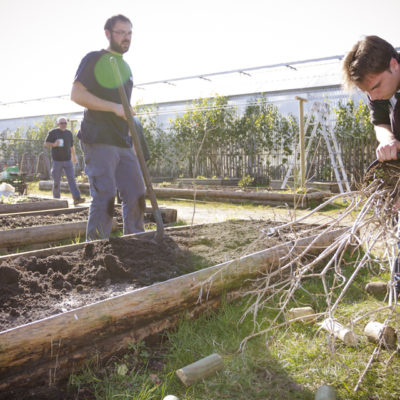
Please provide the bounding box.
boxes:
[368,93,400,140]
[45,129,74,161]
[74,49,133,148]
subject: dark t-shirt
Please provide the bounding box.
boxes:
[45,129,74,161]
[74,49,133,148]
[368,93,400,140]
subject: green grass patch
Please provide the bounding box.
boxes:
[68,251,400,400]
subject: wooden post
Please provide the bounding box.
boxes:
[176,353,224,386]
[295,96,308,190]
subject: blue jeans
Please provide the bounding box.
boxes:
[51,160,81,200]
[81,142,146,241]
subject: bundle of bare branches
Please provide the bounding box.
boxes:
[207,166,400,393]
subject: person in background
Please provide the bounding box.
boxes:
[44,116,85,205]
[70,14,146,241]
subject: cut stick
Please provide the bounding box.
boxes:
[365,281,388,296]
[320,318,357,346]
[286,306,316,323]
[364,321,397,347]
[176,353,224,386]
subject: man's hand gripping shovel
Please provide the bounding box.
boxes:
[110,56,164,242]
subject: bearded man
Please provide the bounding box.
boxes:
[71,14,146,241]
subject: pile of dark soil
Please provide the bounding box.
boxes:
[0,219,318,331]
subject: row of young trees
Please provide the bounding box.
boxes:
[139,95,376,181]
[0,95,376,182]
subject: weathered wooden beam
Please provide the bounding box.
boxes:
[0,206,86,218]
[39,180,89,193]
[39,180,329,208]
[0,206,176,224]
[0,198,68,214]
[0,220,118,250]
[0,226,347,393]
[151,187,328,208]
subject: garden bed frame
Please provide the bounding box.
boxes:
[0,224,347,393]
[0,197,68,214]
[0,205,177,253]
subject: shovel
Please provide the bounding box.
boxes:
[110,56,164,242]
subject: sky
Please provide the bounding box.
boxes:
[0,0,399,110]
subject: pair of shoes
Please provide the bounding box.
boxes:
[73,197,86,206]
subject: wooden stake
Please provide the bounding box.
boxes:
[295,96,308,190]
[176,353,224,386]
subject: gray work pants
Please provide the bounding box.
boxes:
[81,142,146,241]
[51,160,81,200]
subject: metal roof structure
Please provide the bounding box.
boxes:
[0,54,347,121]
[1,49,398,128]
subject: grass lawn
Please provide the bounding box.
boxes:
[24,181,400,399]
[66,250,400,400]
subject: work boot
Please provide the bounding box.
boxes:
[73,197,86,206]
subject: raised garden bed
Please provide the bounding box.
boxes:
[0,206,177,253]
[0,197,68,214]
[0,219,347,395]
[0,206,177,231]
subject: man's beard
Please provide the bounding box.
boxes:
[110,36,130,54]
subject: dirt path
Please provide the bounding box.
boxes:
[167,200,354,227]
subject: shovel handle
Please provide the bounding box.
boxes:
[109,56,164,241]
